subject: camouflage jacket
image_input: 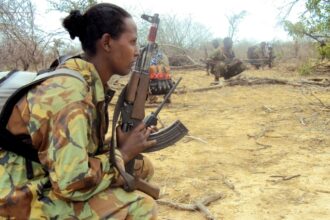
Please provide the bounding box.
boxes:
[0,58,124,218]
[209,47,235,63]
[248,45,269,59]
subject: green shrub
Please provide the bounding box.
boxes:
[318,42,330,60]
[298,61,314,75]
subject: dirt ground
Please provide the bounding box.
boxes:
[111,65,330,220]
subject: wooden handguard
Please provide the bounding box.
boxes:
[125,70,140,103]
[131,73,150,120]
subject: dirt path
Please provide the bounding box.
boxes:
[141,68,330,219]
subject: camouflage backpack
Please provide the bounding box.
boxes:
[0,68,85,163]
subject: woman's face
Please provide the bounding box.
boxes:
[108,17,139,76]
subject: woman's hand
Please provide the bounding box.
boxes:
[116,123,156,163]
[149,125,158,133]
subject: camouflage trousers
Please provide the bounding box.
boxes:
[72,155,157,219]
[0,154,156,220]
[213,59,246,81]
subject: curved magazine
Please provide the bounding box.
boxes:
[144,120,188,153]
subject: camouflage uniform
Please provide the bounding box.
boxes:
[0,58,157,219]
[247,42,274,69]
[209,47,245,81]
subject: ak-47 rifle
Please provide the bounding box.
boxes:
[110,13,188,200]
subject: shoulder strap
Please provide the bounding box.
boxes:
[0,68,85,125]
[0,68,86,163]
[0,69,18,85]
[36,68,85,82]
[109,86,137,191]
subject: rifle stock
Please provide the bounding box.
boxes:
[134,178,160,199]
[115,165,160,199]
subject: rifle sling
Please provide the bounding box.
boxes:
[110,86,137,191]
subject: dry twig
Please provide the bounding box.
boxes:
[157,193,225,220]
[316,190,330,194]
[255,141,272,150]
[299,117,306,126]
[310,92,330,109]
[247,127,274,139]
[269,174,301,183]
[185,134,208,144]
[262,105,274,112]
[222,176,235,191]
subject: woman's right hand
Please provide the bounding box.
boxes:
[116,123,156,163]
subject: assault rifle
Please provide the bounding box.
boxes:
[121,13,188,157]
[110,13,188,200]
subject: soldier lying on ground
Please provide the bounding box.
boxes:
[0,3,157,219]
[207,37,246,85]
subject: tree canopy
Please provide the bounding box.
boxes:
[283,0,329,43]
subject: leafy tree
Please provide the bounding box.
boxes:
[282,0,330,59]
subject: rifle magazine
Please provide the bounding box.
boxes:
[144,120,188,153]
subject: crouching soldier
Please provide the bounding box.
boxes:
[208,37,246,85]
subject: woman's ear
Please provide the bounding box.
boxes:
[101,33,112,52]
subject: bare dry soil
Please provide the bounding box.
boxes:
[111,66,330,220]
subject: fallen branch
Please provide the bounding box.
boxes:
[176,84,224,94]
[157,193,225,220]
[175,76,330,94]
[300,78,330,87]
[226,76,294,86]
[170,64,205,70]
